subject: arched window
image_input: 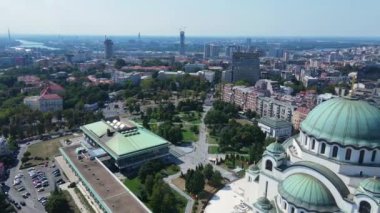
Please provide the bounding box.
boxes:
[359,201,371,213]
[359,150,365,164]
[332,146,338,158]
[371,150,377,162]
[312,139,316,150]
[265,160,273,171]
[345,148,352,161]
[291,207,295,213]
[283,202,287,210]
[304,136,308,145]
[320,143,326,154]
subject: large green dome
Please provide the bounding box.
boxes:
[300,97,380,148]
[278,174,338,212]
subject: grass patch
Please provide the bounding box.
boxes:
[208,146,220,154]
[207,135,219,144]
[74,188,96,213]
[182,128,198,142]
[162,164,180,176]
[21,136,70,168]
[124,177,143,197]
[62,190,80,213]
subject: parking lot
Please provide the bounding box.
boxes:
[4,159,68,212]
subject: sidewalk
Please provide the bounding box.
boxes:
[60,183,89,213]
[164,172,194,213]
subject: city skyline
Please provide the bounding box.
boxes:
[1,0,380,37]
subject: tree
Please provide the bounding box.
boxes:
[0,192,15,213]
[185,170,205,195]
[114,59,126,69]
[209,171,223,187]
[161,192,177,213]
[45,190,71,213]
[203,164,214,180]
[144,175,154,195]
[138,161,163,183]
[157,122,183,144]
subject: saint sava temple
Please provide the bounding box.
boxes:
[241,97,380,213]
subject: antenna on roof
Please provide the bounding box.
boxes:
[8,28,11,43]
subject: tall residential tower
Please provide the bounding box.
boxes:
[179,31,185,55]
[104,37,114,59]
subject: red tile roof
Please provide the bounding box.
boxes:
[40,93,62,100]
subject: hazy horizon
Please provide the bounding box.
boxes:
[1,0,380,37]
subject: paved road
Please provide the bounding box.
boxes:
[177,105,237,181]
[177,106,211,173]
[4,142,44,213]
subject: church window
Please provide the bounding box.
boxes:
[320,143,326,154]
[359,201,371,213]
[332,146,338,158]
[312,139,316,150]
[371,151,377,162]
[291,207,295,213]
[265,160,273,171]
[345,148,352,161]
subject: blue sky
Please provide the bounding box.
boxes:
[1,0,379,37]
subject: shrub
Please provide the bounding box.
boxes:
[68,182,76,188]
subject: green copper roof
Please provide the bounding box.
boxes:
[301,97,380,148]
[286,161,350,198]
[278,173,339,212]
[266,142,285,154]
[81,120,169,158]
[358,177,380,197]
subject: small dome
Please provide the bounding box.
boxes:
[358,177,380,197]
[255,197,272,211]
[301,97,380,148]
[266,142,285,154]
[248,164,260,173]
[278,174,338,212]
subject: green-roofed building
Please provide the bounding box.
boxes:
[80,119,170,169]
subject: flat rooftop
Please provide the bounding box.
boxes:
[60,145,150,213]
[80,120,169,159]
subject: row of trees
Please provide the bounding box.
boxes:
[45,189,72,213]
[184,164,223,197]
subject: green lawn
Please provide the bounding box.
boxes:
[21,136,70,168]
[124,177,143,197]
[208,146,220,154]
[182,128,198,142]
[207,135,219,145]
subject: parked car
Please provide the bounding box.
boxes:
[37,188,44,192]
